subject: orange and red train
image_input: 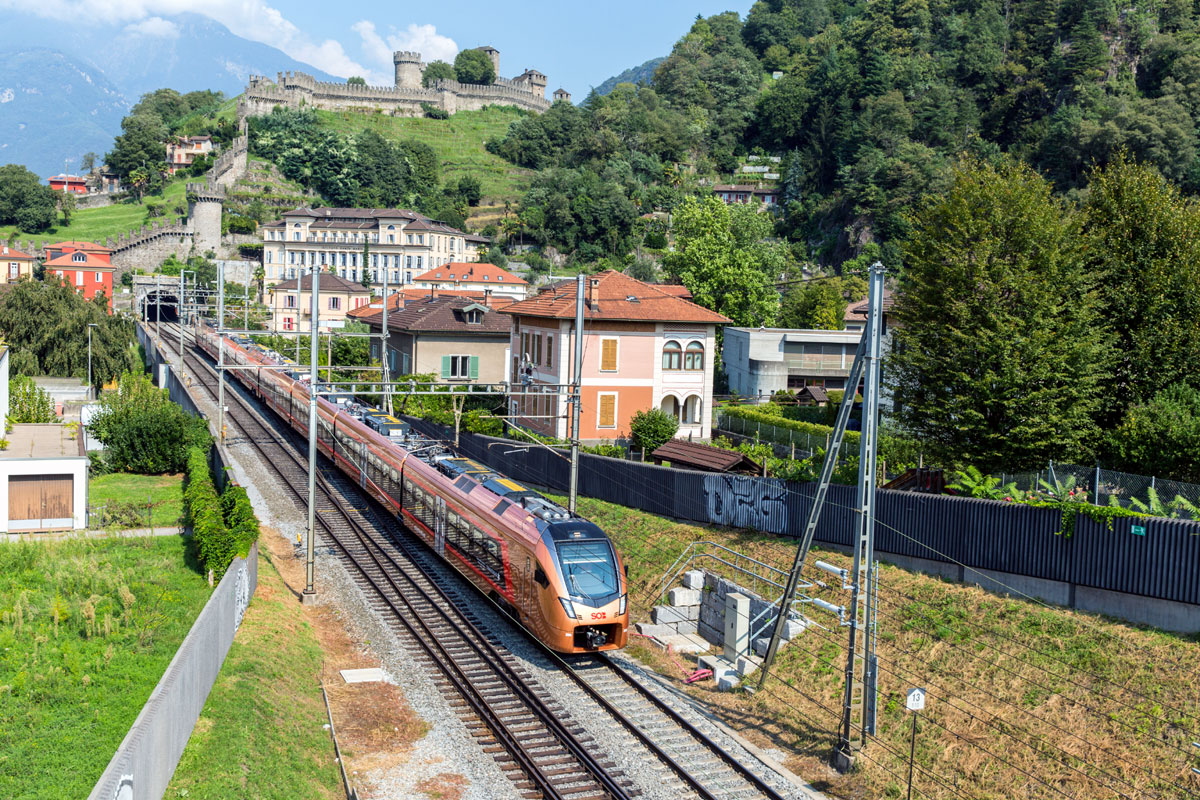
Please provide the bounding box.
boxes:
[196,324,628,653]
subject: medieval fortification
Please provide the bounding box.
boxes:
[239,46,570,118]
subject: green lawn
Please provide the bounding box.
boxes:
[315,106,533,202]
[89,472,184,529]
[165,550,342,800]
[0,536,210,799]
[551,492,1200,800]
[0,181,187,247]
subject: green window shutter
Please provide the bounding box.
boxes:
[441,355,451,379]
[469,356,479,380]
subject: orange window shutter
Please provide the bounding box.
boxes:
[599,394,615,427]
[601,339,617,371]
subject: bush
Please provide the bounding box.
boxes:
[9,375,57,423]
[629,408,679,453]
[421,102,450,120]
[1109,382,1200,483]
[87,371,211,474]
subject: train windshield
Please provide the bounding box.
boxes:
[556,539,620,603]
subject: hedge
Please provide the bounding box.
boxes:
[185,447,261,579]
[717,404,925,471]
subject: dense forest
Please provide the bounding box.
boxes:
[485,0,1200,266]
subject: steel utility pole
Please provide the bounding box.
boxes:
[154,273,161,343]
[178,271,186,377]
[381,259,391,415]
[217,262,226,442]
[835,261,886,771]
[756,333,867,693]
[303,268,320,603]
[243,283,249,330]
[567,274,585,514]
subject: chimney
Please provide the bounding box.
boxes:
[1,246,7,255]
[484,288,492,306]
[587,277,600,307]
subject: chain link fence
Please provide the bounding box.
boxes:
[999,462,1200,515]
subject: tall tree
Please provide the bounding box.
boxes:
[422,60,456,86]
[1082,153,1200,430]
[662,196,782,328]
[0,165,56,232]
[889,157,1109,470]
[454,49,496,85]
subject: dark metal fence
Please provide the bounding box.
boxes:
[405,418,1200,607]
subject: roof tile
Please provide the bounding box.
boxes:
[501,270,730,324]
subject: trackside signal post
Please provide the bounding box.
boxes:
[303,268,320,603]
[750,262,886,772]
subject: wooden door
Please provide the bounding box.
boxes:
[8,475,74,529]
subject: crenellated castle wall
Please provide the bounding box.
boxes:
[240,65,552,119]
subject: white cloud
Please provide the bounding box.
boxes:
[0,0,374,78]
[354,20,458,73]
[123,16,179,38]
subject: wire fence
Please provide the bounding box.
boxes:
[1000,462,1200,514]
[714,410,859,463]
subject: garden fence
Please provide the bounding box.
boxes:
[1000,462,1200,513]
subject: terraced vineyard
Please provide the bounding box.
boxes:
[224,158,315,221]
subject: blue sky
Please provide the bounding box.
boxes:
[0,0,754,94]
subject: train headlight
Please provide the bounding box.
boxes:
[619,594,627,615]
[559,597,578,620]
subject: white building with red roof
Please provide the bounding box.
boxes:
[411,261,529,300]
[0,245,37,284]
[500,270,730,443]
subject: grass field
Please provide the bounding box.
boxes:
[314,106,533,205]
[165,548,342,800]
[0,536,210,799]
[0,181,187,247]
[550,493,1200,800]
[89,472,185,529]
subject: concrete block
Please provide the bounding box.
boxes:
[635,622,677,638]
[698,654,720,672]
[660,633,709,654]
[669,587,701,606]
[682,570,705,590]
[717,674,741,691]
[752,637,770,657]
[697,621,722,646]
[674,620,698,636]
[679,633,711,653]
[682,604,700,621]
[737,654,762,677]
[783,618,806,640]
[651,605,688,626]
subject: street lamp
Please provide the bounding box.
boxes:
[86,323,99,395]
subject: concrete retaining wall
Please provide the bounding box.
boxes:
[86,542,257,800]
[698,572,774,647]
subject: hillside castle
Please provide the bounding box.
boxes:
[239,46,571,118]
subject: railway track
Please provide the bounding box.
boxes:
[156,322,804,800]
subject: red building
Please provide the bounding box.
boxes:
[48,175,88,194]
[44,241,116,313]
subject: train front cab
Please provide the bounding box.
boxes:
[538,520,628,653]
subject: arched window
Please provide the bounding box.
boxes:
[683,395,702,424]
[684,341,705,370]
[662,340,682,370]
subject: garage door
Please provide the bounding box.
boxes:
[8,475,74,530]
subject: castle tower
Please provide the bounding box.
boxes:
[477,46,500,79]
[393,51,423,89]
[553,88,571,104]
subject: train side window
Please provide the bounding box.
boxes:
[534,567,549,588]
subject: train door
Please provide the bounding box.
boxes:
[521,556,535,622]
[433,496,446,556]
[358,441,368,489]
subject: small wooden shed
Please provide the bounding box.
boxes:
[650,440,763,475]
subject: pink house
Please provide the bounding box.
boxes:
[500,271,730,444]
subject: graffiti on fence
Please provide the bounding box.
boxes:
[704,474,789,532]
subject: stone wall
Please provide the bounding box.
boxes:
[698,571,777,647]
[110,232,194,274]
[239,69,551,119]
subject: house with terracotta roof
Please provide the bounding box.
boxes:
[165,135,214,175]
[500,270,730,443]
[268,271,372,333]
[43,241,115,312]
[359,295,511,383]
[0,245,36,283]
[346,287,512,326]
[411,262,529,300]
[48,175,88,194]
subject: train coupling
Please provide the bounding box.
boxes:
[583,627,609,650]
